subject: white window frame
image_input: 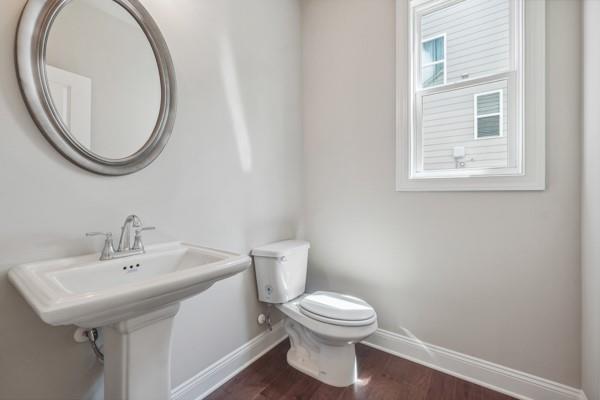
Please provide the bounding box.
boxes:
[421,33,447,88]
[396,0,546,191]
[474,90,503,140]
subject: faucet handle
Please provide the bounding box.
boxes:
[132,226,155,252]
[86,232,115,260]
[134,226,156,234]
[86,232,112,238]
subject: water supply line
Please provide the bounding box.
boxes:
[87,328,104,364]
[266,304,273,331]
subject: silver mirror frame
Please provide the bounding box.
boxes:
[16,0,177,176]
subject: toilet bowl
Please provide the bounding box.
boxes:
[277,292,377,386]
[252,241,378,387]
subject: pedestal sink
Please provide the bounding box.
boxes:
[8,242,251,400]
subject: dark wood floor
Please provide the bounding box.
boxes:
[205,339,516,400]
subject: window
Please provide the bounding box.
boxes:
[422,35,446,88]
[475,91,502,139]
[396,0,546,191]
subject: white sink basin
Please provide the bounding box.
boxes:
[9,242,251,327]
[8,241,251,400]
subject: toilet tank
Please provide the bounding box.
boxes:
[251,240,310,303]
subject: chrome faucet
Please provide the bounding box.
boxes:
[87,215,155,261]
[118,215,142,251]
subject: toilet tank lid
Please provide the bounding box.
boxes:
[251,240,310,258]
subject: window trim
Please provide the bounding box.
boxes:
[420,33,447,88]
[474,89,503,140]
[396,0,545,191]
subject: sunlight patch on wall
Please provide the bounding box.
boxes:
[219,35,253,173]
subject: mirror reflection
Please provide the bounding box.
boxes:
[45,0,161,160]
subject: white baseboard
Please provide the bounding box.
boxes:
[363,329,583,400]
[580,392,589,400]
[170,323,585,400]
[171,321,287,400]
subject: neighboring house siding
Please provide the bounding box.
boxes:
[422,80,508,171]
[420,0,510,171]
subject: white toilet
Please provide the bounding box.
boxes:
[251,240,378,387]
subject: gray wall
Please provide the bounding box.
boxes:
[0,0,302,399]
[582,1,600,398]
[302,0,581,387]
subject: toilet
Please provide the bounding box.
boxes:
[251,240,378,387]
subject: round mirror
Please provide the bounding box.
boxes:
[16,0,177,175]
[46,0,161,160]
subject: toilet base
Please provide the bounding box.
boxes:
[283,319,357,387]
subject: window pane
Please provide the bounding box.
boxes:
[419,80,508,172]
[422,37,444,64]
[422,63,444,88]
[477,116,500,137]
[421,0,510,84]
[477,92,500,115]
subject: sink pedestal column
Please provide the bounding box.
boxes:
[103,304,181,400]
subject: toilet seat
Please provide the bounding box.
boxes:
[276,292,377,343]
[300,307,377,327]
[299,291,376,327]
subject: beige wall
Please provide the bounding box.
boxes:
[0,0,302,399]
[302,0,581,386]
[582,1,600,398]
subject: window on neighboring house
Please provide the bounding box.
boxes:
[422,35,445,88]
[475,91,502,139]
[396,0,546,191]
